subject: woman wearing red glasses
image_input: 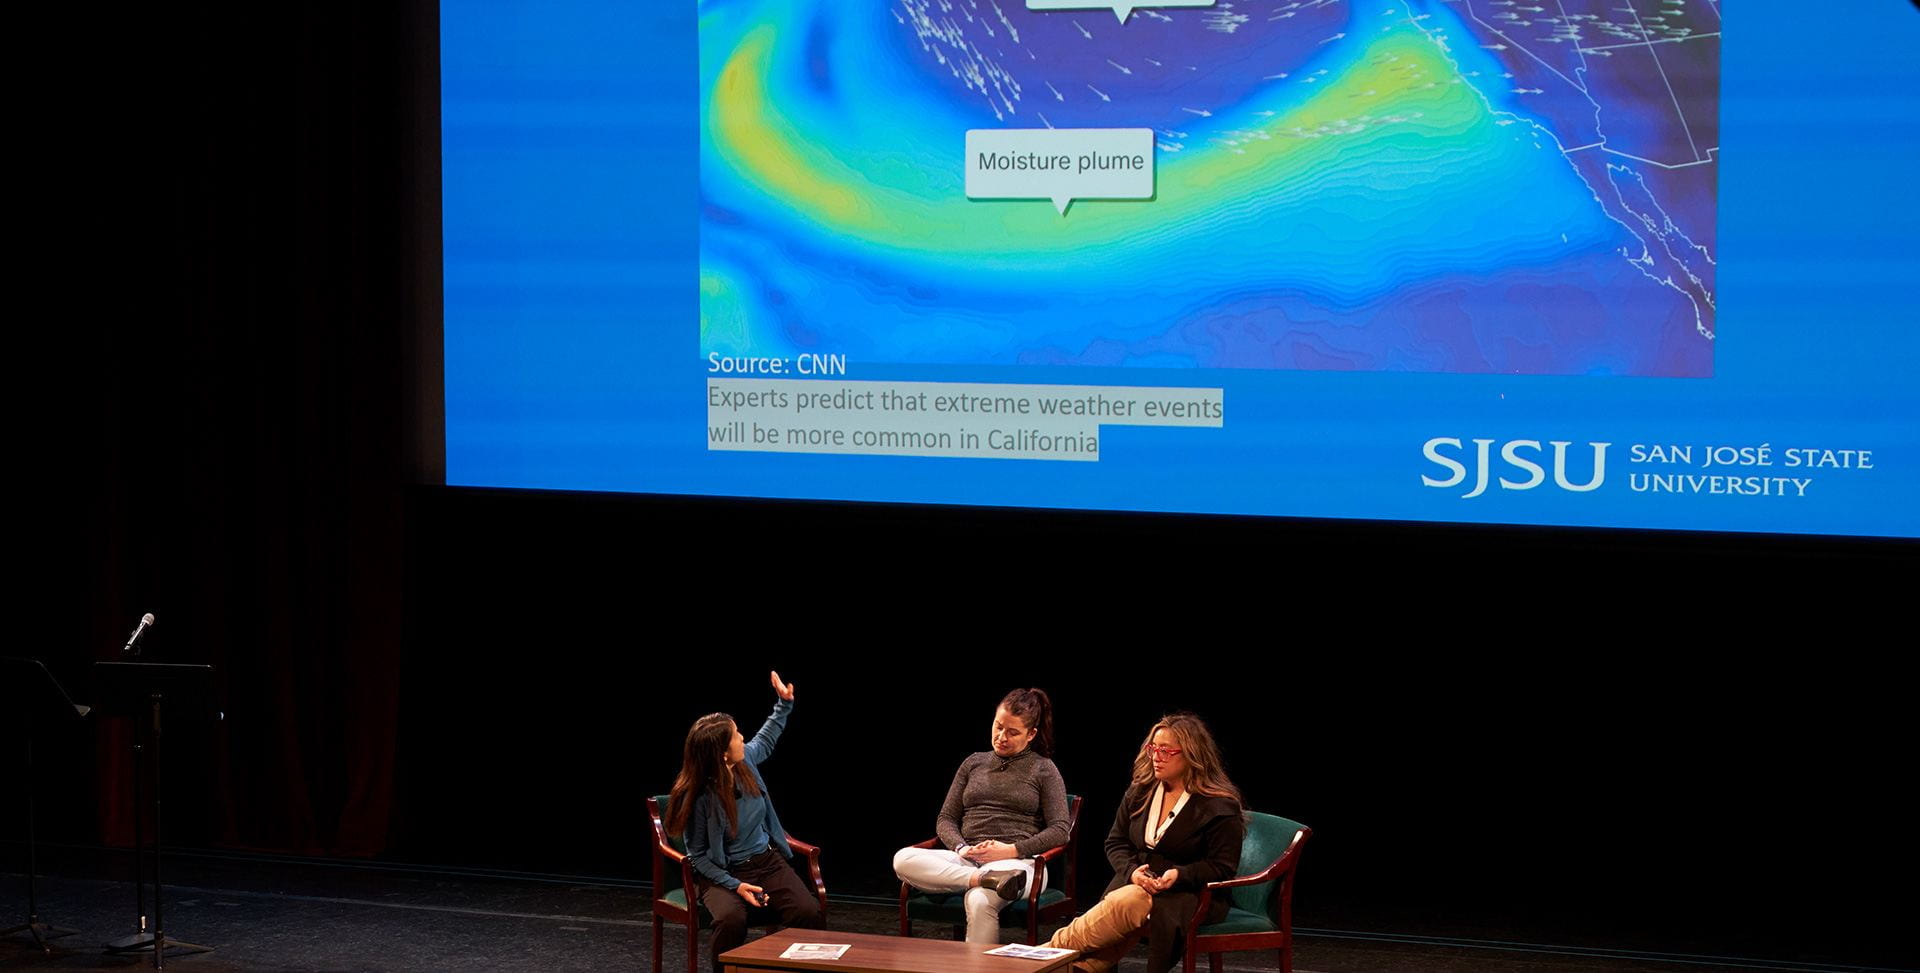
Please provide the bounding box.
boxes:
[1045,713,1245,973]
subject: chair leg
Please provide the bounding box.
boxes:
[651,916,663,973]
[1209,953,1222,973]
[686,917,699,973]
[1279,944,1291,973]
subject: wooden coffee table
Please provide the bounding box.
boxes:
[718,929,1079,973]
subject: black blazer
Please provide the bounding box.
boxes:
[1103,785,1245,921]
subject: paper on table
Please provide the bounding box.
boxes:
[778,943,851,960]
[984,944,1075,960]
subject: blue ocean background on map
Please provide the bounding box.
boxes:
[698,0,1712,377]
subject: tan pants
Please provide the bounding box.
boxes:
[1046,885,1153,973]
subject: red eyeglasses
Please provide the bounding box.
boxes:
[1142,744,1184,758]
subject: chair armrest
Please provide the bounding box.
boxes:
[646,796,701,912]
[1201,868,1288,894]
[897,837,940,913]
[1022,853,1054,907]
[1029,842,1071,905]
[788,836,828,908]
[1205,828,1306,892]
[1189,828,1309,936]
[1190,881,1240,939]
[651,838,697,915]
[648,824,691,898]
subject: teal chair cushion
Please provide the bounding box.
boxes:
[1225,812,1304,918]
[905,888,1068,923]
[1197,906,1278,936]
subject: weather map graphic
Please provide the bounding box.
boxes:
[698,0,1719,376]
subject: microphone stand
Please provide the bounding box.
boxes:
[1,658,87,953]
[99,622,215,968]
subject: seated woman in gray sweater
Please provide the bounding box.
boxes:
[892,688,1071,944]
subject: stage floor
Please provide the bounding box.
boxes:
[0,850,1866,973]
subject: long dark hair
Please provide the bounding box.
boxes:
[665,712,762,837]
[1000,688,1055,758]
[1128,712,1242,816]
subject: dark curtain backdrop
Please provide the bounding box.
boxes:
[10,3,1915,970]
[24,1,433,858]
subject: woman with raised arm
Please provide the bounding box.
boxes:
[1045,713,1245,973]
[665,671,823,973]
[892,688,1071,943]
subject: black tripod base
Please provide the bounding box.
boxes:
[106,930,156,952]
[3,921,80,953]
[105,931,215,963]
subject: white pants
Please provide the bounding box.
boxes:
[893,847,1047,944]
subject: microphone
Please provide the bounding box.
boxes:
[122,613,156,654]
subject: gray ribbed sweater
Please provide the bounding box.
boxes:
[934,749,1071,858]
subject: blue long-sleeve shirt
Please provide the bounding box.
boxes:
[684,697,795,890]
[721,789,771,866]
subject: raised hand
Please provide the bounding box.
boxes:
[771,670,795,700]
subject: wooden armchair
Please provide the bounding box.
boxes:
[646,794,826,973]
[897,794,1082,945]
[1182,812,1310,973]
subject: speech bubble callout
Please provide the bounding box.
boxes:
[965,128,1155,215]
[1026,0,1216,25]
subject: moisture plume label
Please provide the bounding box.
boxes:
[966,128,1155,215]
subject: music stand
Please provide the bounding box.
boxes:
[1,657,89,953]
[91,661,221,969]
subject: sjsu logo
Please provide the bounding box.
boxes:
[1421,438,1612,498]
